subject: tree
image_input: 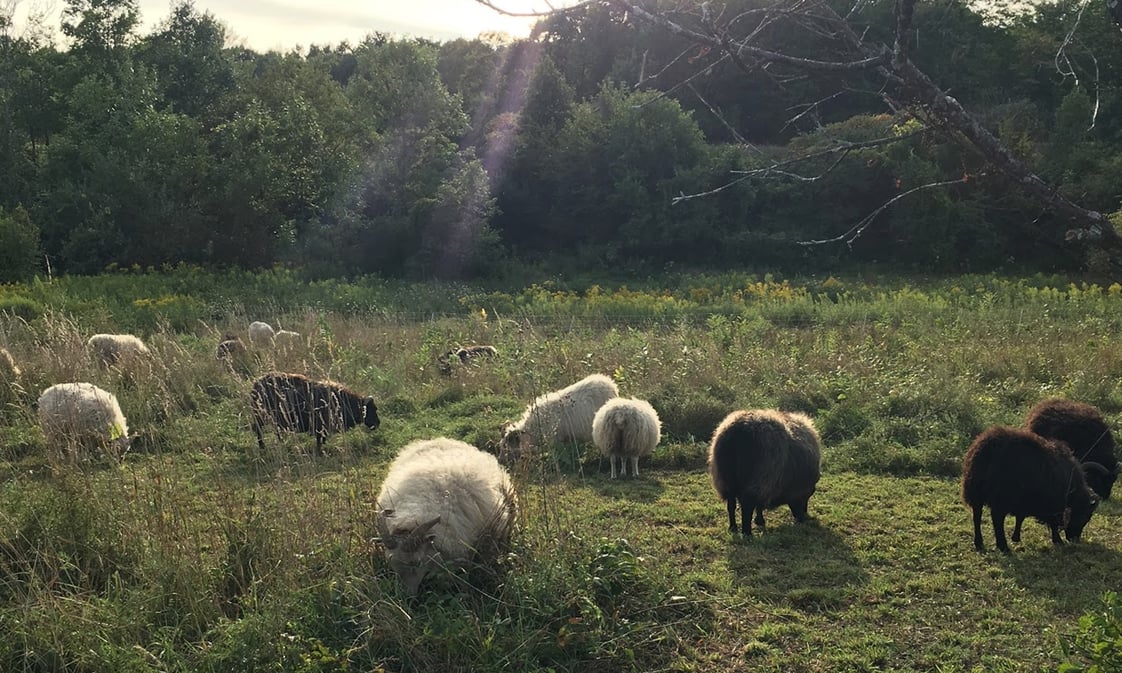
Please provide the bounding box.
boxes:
[0,205,41,282]
[477,0,1122,265]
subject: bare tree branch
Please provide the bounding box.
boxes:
[472,0,598,18]
[672,128,929,204]
[478,0,1122,254]
[798,177,970,247]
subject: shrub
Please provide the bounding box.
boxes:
[1060,591,1122,673]
[0,206,41,283]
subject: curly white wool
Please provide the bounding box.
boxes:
[87,333,150,366]
[498,374,619,458]
[247,321,276,348]
[38,382,130,458]
[376,437,516,594]
[592,398,661,478]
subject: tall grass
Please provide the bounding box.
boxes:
[0,269,1120,671]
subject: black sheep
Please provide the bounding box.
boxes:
[708,409,822,538]
[250,372,380,451]
[1025,397,1121,499]
[961,426,1098,553]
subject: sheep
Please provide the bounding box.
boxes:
[0,347,19,380]
[961,425,1099,552]
[37,382,130,459]
[375,437,516,594]
[456,345,498,362]
[1025,397,1121,500]
[498,373,619,459]
[274,329,302,348]
[216,335,247,360]
[247,321,276,348]
[437,345,498,375]
[250,372,380,452]
[87,333,150,366]
[708,409,822,538]
[592,397,661,478]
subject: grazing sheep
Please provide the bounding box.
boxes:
[274,329,302,348]
[456,345,498,362]
[87,333,150,366]
[498,374,619,459]
[1025,398,1121,500]
[247,321,276,348]
[376,437,516,594]
[250,372,380,451]
[592,398,661,478]
[961,426,1099,552]
[216,335,248,360]
[0,347,19,380]
[38,382,130,459]
[437,345,498,375]
[708,409,822,538]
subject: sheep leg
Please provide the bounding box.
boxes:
[252,415,267,451]
[991,509,1010,553]
[726,498,739,534]
[754,508,765,528]
[610,456,618,479]
[972,505,985,551]
[1011,516,1025,543]
[789,498,810,523]
[740,497,758,537]
[1048,522,1064,546]
[630,456,639,478]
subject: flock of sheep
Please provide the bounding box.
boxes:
[2,323,1121,594]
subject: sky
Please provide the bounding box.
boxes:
[10,0,550,50]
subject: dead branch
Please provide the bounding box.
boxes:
[798,177,970,247]
[672,128,929,204]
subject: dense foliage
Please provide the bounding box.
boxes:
[1,0,1120,278]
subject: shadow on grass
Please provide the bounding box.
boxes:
[727,519,869,613]
[582,467,667,502]
[1002,503,1122,616]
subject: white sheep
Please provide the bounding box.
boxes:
[592,398,661,479]
[38,382,130,459]
[376,437,517,594]
[247,321,276,348]
[274,329,302,348]
[498,373,619,459]
[0,347,19,380]
[87,333,150,366]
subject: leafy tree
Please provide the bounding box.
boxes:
[0,205,41,282]
[137,1,235,118]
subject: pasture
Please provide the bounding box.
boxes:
[0,269,1120,672]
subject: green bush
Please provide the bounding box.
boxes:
[1060,591,1122,673]
[0,207,41,284]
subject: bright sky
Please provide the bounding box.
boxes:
[11,0,550,50]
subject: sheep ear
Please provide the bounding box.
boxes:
[411,516,441,540]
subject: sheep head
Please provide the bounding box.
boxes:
[376,510,442,595]
[1064,490,1100,542]
[1082,460,1120,500]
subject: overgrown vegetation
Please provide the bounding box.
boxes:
[0,271,1120,671]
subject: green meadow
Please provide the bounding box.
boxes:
[1,269,1121,672]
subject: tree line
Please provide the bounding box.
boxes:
[0,0,1118,282]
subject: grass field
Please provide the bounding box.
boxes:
[1,269,1121,672]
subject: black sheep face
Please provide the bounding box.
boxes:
[1084,464,1119,501]
[1064,491,1100,542]
[364,398,380,430]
